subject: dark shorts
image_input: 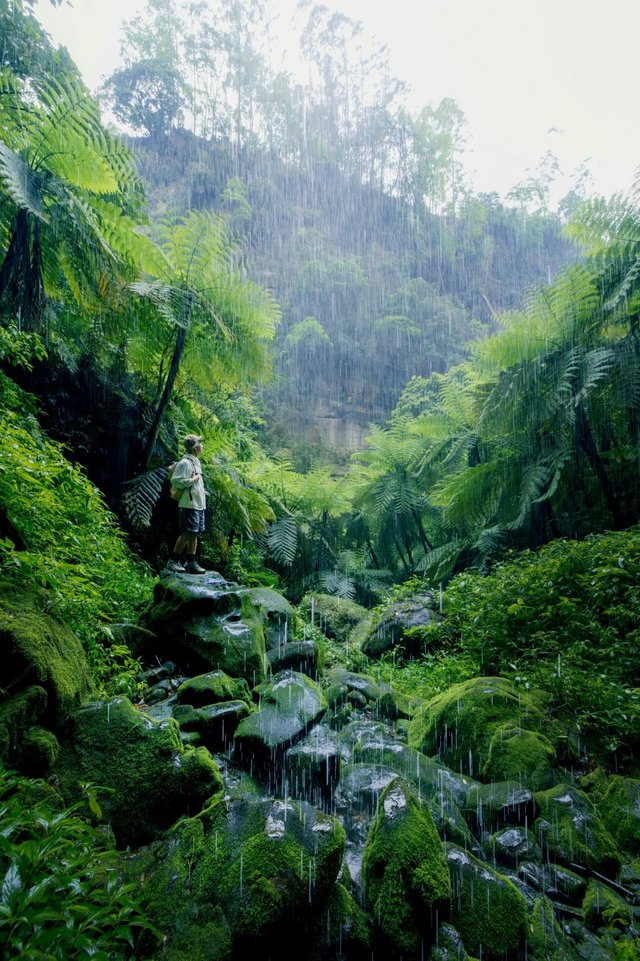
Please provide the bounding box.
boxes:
[178,507,206,534]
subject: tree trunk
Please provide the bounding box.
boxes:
[140,325,187,471]
[575,402,625,528]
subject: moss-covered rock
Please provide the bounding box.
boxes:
[266,639,318,678]
[517,860,586,905]
[429,923,476,961]
[445,843,528,960]
[582,879,632,933]
[299,593,369,643]
[361,592,440,660]
[533,784,621,877]
[0,583,92,768]
[55,697,223,846]
[283,723,340,805]
[175,670,252,708]
[14,725,60,776]
[484,724,557,791]
[311,881,371,960]
[486,826,541,868]
[362,777,451,958]
[526,896,580,961]
[464,780,534,833]
[408,676,548,778]
[147,573,267,684]
[234,670,327,769]
[592,775,640,856]
[172,700,253,752]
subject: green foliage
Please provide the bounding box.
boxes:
[425,528,640,764]
[0,374,153,671]
[0,766,157,960]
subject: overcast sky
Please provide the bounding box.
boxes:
[35,0,640,202]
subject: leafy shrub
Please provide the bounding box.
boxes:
[0,374,154,679]
[422,529,640,765]
[0,766,157,960]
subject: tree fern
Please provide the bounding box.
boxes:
[122,466,169,530]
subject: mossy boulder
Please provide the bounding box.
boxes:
[233,670,327,769]
[325,667,383,707]
[311,881,371,960]
[408,676,548,778]
[526,896,580,961]
[582,879,632,933]
[147,573,267,684]
[132,793,346,959]
[445,843,528,960]
[486,826,542,868]
[299,592,369,643]
[362,777,451,958]
[175,670,252,708]
[517,861,586,905]
[283,723,340,805]
[484,724,557,791]
[0,583,93,770]
[266,639,318,678]
[361,592,440,660]
[429,923,476,961]
[172,700,253,752]
[533,784,621,877]
[464,780,534,832]
[592,775,640,855]
[55,697,223,846]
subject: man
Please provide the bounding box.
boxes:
[166,434,207,574]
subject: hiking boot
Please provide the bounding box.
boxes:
[166,558,186,573]
[185,560,206,574]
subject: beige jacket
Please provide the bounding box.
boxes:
[171,454,206,509]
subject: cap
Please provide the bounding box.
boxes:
[183,434,203,451]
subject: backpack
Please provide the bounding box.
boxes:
[167,462,182,501]
[167,456,197,501]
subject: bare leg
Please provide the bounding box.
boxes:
[173,533,198,556]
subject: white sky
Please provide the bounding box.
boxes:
[35,0,640,202]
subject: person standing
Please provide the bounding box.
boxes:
[166,434,207,574]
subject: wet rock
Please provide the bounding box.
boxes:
[233,670,327,768]
[445,843,528,960]
[429,923,474,960]
[484,724,558,791]
[464,780,534,833]
[427,791,477,851]
[266,639,318,678]
[147,572,267,684]
[374,688,415,721]
[526,896,580,961]
[140,660,177,685]
[582,879,632,933]
[564,920,618,961]
[534,784,621,878]
[173,699,254,752]
[244,586,294,650]
[361,593,440,659]
[54,697,223,847]
[146,677,182,704]
[408,676,549,779]
[310,881,371,961]
[299,592,369,643]
[283,723,340,805]
[362,777,451,958]
[175,669,253,708]
[486,826,542,868]
[517,861,586,906]
[591,774,640,856]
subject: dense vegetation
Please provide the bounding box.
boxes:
[1,2,640,958]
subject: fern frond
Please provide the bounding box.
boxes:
[265,514,298,566]
[122,466,169,529]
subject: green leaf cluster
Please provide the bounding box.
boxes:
[0,767,157,960]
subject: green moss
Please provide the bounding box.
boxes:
[408,676,548,778]
[0,685,47,757]
[526,896,578,961]
[0,582,93,720]
[534,784,621,877]
[175,670,253,707]
[484,724,557,790]
[445,843,527,960]
[16,725,60,775]
[582,880,632,932]
[429,923,476,960]
[594,775,640,855]
[362,777,450,957]
[55,697,223,846]
[299,593,369,643]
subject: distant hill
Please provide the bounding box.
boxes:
[132,130,576,453]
